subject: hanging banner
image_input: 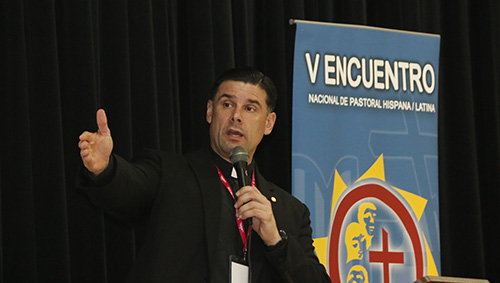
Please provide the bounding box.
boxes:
[291,20,441,283]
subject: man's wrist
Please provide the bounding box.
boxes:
[265,229,287,251]
[85,155,115,185]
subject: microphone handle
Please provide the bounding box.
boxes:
[234,161,252,226]
[234,161,250,188]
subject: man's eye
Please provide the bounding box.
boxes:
[223,102,232,108]
[246,106,256,112]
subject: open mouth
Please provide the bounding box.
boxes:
[227,129,243,138]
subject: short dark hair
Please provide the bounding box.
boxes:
[209,67,278,112]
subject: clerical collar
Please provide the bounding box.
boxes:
[210,147,255,181]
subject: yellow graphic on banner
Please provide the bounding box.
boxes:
[312,154,439,278]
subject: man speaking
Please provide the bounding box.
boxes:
[77,67,331,282]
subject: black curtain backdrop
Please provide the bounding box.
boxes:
[1,0,499,282]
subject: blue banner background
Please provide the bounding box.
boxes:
[291,21,441,279]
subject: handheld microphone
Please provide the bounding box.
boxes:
[230,146,252,226]
[230,146,250,188]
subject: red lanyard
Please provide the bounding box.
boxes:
[215,165,256,253]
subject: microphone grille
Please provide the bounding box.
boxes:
[230,146,249,164]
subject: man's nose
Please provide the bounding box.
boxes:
[231,108,242,123]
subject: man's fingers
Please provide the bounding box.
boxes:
[96,109,110,135]
[234,186,280,245]
[82,154,95,166]
[79,131,93,142]
[235,186,271,218]
[79,140,88,149]
[77,109,113,174]
[235,186,263,207]
[237,201,266,219]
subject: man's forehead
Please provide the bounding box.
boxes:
[215,81,268,103]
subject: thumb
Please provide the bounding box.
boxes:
[96,109,110,135]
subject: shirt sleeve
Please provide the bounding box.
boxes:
[81,155,116,186]
[264,198,331,282]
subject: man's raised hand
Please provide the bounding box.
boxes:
[78,109,114,175]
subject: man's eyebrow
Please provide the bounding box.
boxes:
[217,94,263,107]
[247,98,262,107]
[218,93,234,100]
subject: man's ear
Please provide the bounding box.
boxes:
[264,112,277,135]
[206,100,213,124]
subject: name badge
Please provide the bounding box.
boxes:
[230,256,249,283]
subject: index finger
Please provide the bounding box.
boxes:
[235,185,259,198]
[79,131,93,141]
[235,186,264,207]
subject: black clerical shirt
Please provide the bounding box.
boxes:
[210,149,254,282]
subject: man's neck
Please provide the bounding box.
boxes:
[209,145,253,164]
[209,146,255,178]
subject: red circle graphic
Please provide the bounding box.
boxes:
[328,183,424,282]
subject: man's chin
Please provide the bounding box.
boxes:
[225,141,247,151]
